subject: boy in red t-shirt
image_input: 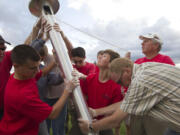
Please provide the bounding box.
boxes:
[0,45,79,135]
[69,47,96,135]
[73,49,123,135]
[71,47,96,76]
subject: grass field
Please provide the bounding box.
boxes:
[49,120,126,135]
[65,124,126,135]
[118,122,127,135]
[49,113,127,135]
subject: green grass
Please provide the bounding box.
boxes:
[50,114,126,135]
[119,122,127,135]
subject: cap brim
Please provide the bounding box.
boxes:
[139,35,163,45]
[139,35,150,40]
[139,35,144,40]
[5,41,11,45]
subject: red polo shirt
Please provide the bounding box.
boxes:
[135,53,175,65]
[73,62,96,75]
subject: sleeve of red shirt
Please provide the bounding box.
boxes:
[20,85,52,123]
[163,56,175,66]
[81,73,95,95]
[87,63,96,74]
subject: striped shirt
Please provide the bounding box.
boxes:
[120,62,180,131]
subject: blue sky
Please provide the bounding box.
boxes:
[1,0,180,64]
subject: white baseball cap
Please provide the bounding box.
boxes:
[139,33,163,45]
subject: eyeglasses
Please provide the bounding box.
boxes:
[74,60,83,64]
[0,47,6,51]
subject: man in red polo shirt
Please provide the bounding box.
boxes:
[131,33,175,135]
[0,35,12,120]
[135,33,174,65]
[0,45,79,135]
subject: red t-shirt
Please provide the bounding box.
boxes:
[135,53,175,65]
[73,62,96,75]
[0,71,52,135]
[74,62,96,89]
[82,73,123,118]
[0,51,12,110]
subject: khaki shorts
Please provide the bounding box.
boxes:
[130,115,168,135]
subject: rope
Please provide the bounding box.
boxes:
[56,19,128,51]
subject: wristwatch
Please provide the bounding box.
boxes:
[89,123,94,133]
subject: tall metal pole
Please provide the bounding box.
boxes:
[29,0,96,135]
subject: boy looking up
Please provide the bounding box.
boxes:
[72,49,123,135]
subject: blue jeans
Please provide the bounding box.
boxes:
[45,98,67,135]
[164,129,180,135]
[39,120,49,135]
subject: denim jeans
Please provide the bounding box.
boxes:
[39,120,49,135]
[164,129,180,135]
[45,98,67,135]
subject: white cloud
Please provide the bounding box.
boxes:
[67,0,86,9]
[0,28,3,35]
[6,45,13,51]
[67,0,180,30]
[1,0,180,64]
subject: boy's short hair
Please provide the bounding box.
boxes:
[71,47,86,58]
[11,45,40,65]
[103,49,120,62]
[110,58,133,74]
[97,50,104,57]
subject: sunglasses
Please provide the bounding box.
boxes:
[0,47,6,51]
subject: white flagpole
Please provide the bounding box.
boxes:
[41,1,96,135]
